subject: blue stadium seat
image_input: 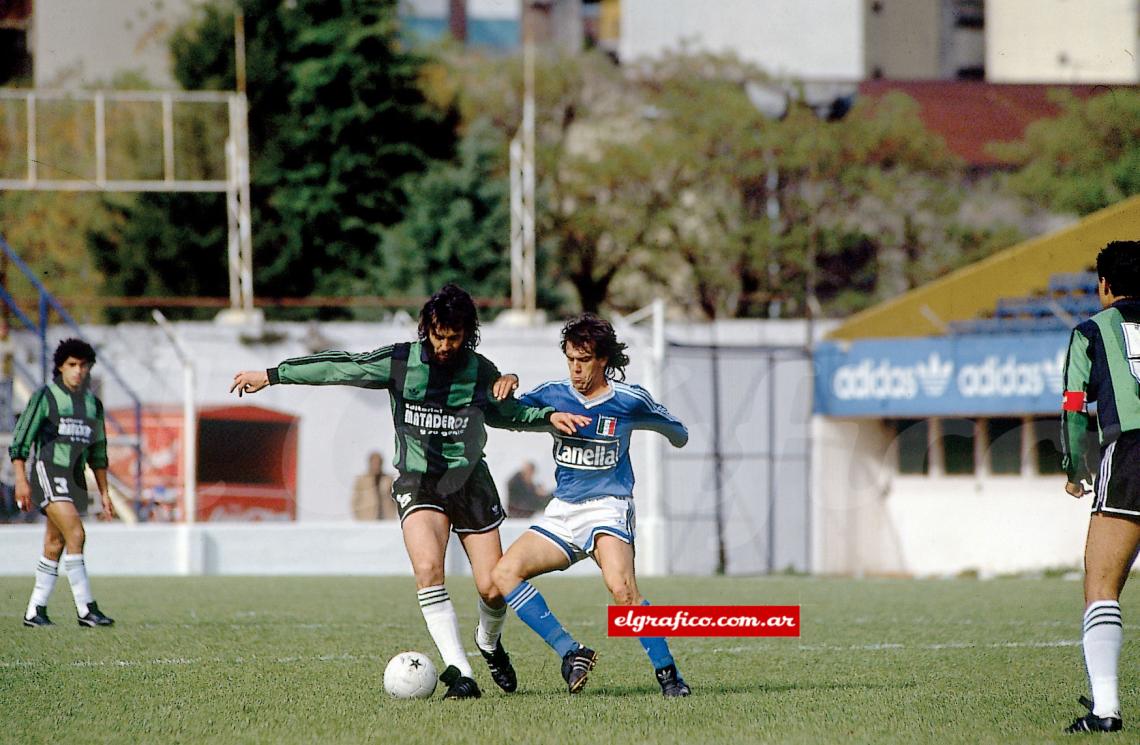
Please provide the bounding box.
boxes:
[1048,271,1098,295]
[1058,295,1101,317]
[995,296,1054,317]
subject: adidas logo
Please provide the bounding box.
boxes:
[1042,350,1066,393]
[914,353,954,397]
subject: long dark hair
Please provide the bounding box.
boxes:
[53,337,97,372]
[561,313,630,381]
[418,283,480,350]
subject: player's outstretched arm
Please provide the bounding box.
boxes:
[231,370,270,397]
[550,412,591,435]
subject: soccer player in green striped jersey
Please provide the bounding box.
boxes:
[232,284,589,699]
[1060,241,1140,734]
[11,338,116,628]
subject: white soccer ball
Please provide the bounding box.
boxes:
[383,651,438,699]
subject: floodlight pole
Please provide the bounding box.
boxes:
[509,8,538,319]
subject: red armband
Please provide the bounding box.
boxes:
[1062,391,1086,412]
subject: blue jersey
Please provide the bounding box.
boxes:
[518,379,688,504]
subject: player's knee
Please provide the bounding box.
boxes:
[65,525,86,551]
[474,577,502,605]
[491,559,521,594]
[410,558,444,586]
[44,533,65,557]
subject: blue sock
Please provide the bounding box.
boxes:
[638,600,675,670]
[505,581,579,658]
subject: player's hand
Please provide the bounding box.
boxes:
[550,412,592,435]
[1065,480,1091,498]
[492,374,520,401]
[13,480,30,512]
[231,370,269,397]
[100,492,115,520]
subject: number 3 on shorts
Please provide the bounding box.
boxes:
[52,477,70,496]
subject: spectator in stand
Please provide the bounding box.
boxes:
[352,451,396,520]
[506,461,550,518]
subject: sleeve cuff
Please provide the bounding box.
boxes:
[267,367,280,385]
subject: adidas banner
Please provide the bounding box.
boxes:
[813,332,1069,417]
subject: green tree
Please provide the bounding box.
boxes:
[90,0,459,318]
[375,119,512,303]
[993,89,1140,215]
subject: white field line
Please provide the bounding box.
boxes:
[709,639,1083,654]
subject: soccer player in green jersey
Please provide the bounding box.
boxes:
[232,284,589,699]
[11,338,115,628]
[1061,240,1140,733]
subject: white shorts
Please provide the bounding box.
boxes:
[528,496,635,566]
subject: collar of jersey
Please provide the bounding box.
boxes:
[569,380,614,408]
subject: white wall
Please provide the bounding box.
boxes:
[33,0,202,88]
[619,0,865,79]
[986,0,1140,83]
[0,520,600,577]
[814,418,1089,577]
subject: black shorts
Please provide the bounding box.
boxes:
[30,461,90,515]
[1094,430,1140,518]
[392,461,505,534]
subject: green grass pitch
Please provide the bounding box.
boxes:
[0,574,1129,744]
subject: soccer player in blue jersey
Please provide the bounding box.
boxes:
[492,313,691,696]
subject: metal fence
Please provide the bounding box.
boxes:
[660,343,813,575]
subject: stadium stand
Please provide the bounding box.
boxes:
[946,270,1099,334]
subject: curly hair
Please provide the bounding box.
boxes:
[53,337,97,372]
[418,283,480,350]
[1097,241,1140,299]
[561,313,630,381]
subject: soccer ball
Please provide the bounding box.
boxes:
[383,651,438,699]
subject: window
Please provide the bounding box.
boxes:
[894,419,929,475]
[987,418,1022,475]
[941,418,976,475]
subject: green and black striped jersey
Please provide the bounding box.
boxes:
[1062,299,1140,483]
[269,341,555,482]
[8,381,108,482]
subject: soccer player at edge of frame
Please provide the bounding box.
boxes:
[229,284,591,700]
[1060,240,1140,734]
[491,313,693,696]
[12,338,116,629]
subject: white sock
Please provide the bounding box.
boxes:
[418,585,473,677]
[475,597,507,653]
[26,556,59,618]
[63,553,94,614]
[1082,600,1123,718]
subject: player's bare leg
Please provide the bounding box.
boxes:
[1067,514,1140,732]
[41,501,112,627]
[594,535,689,697]
[495,532,596,693]
[23,514,66,627]
[401,509,479,698]
[460,528,517,692]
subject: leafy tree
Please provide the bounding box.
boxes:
[90,0,459,318]
[0,192,116,324]
[992,88,1140,215]
[374,119,512,303]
